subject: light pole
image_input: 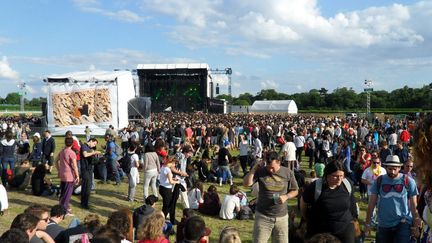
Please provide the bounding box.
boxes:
[17,82,26,112]
[364,80,373,118]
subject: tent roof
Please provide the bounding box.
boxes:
[250,100,297,112]
[46,70,132,82]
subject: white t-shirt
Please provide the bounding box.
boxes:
[159,166,173,188]
[294,136,305,148]
[129,153,139,168]
[361,166,387,195]
[188,188,204,209]
[239,141,249,156]
[388,133,398,146]
[281,142,296,161]
[0,184,8,212]
[219,195,240,220]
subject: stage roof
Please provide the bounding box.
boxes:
[137,63,209,70]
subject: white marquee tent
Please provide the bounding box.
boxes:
[250,100,298,114]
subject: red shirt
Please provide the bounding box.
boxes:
[72,139,81,161]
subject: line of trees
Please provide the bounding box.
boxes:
[217,84,432,110]
[0,93,46,107]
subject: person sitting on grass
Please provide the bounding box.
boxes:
[10,213,39,241]
[219,226,242,243]
[106,209,134,243]
[188,181,204,210]
[45,204,67,240]
[176,208,196,242]
[137,211,169,243]
[31,163,59,197]
[220,185,241,220]
[0,228,29,243]
[198,185,221,216]
[178,216,211,243]
[55,213,102,243]
[9,159,32,190]
[24,204,55,243]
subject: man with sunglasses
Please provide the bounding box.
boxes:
[24,204,54,243]
[364,155,421,242]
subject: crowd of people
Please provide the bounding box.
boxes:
[0,112,431,243]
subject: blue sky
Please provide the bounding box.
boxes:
[0,0,431,99]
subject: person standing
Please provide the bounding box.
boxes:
[41,130,55,173]
[1,130,17,186]
[301,162,357,243]
[29,133,43,167]
[126,144,140,202]
[119,127,130,156]
[252,132,263,162]
[238,134,250,176]
[294,131,305,164]
[84,126,92,143]
[55,137,80,214]
[364,155,420,242]
[16,132,30,165]
[280,135,297,170]
[244,151,299,243]
[104,134,120,185]
[142,143,160,200]
[80,138,101,209]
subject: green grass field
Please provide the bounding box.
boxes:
[0,136,375,242]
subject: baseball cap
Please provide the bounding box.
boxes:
[33,132,41,139]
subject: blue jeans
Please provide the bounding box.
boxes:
[107,157,120,183]
[1,157,15,185]
[376,222,410,243]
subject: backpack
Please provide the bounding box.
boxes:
[119,153,133,174]
[375,174,409,196]
[237,205,254,220]
[314,178,352,201]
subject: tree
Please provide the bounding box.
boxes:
[256,89,280,100]
[215,94,233,103]
[4,92,20,105]
[233,99,250,106]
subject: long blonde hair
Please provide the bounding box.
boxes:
[137,211,165,241]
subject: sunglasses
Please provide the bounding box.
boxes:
[373,162,380,164]
[382,184,404,193]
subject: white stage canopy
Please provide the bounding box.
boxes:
[250,100,298,114]
[45,70,135,136]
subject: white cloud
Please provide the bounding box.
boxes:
[143,0,429,63]
[11,49,198,70]
[73,0,145,23]
[261,80,278,89]
[0,56,19,80]
[141,0,223,28]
